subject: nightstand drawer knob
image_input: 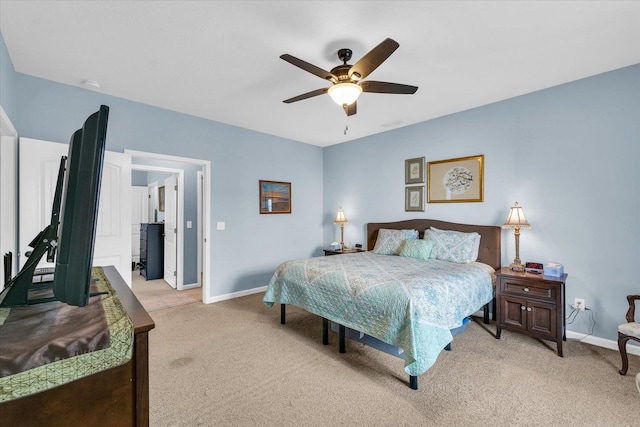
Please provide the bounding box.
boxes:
[527,307,532,312]
[524,287,530,292]
[521,306,526,310]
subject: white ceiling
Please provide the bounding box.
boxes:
[1,1,638,147]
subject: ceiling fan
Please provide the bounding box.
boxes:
[280,38,418,116]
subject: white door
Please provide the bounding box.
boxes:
[148,182,158,223]
[19,138,132,284]
[131,186,149,265]
[163,174,177,288]
[0,108,18,291]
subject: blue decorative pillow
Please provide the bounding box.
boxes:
[399,239,436,261]
[372,229,419,255]
[423,227,481,263]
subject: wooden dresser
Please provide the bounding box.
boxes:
[0,266,155,426]
[140,223,164,280]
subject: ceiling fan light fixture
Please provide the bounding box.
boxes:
[328,83,362,106]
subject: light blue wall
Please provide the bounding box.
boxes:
[131,170,148,186]
[324,64,640,343]
[1,32,323,299]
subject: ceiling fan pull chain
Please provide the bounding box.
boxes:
[344,124,349,135]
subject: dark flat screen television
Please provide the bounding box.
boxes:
[0,105,109,307]
[53,105,109,307]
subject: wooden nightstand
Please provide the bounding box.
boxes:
[495,267,568,356]
[323,248,365,256]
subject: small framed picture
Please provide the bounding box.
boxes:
[158,186,166,212]
[405,157,425,184]
[405,186,424,212]
[259,180,291,214]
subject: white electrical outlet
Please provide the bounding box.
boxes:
[574,298,586,311]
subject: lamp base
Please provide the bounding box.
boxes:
[509,262,525,272]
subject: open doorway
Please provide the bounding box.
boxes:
[126,149,211,305]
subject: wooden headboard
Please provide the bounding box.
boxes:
[367,219,501,271]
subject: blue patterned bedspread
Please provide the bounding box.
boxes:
[263,252,494,376]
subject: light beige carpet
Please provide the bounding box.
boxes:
[140,292,200,312]
[131,269,202,312]
[148,293,640,426]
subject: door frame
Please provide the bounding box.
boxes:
[131,164,184,289]
[126,150,211,301]
[197,170,204,286]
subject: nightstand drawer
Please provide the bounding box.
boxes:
[500,278,557,301]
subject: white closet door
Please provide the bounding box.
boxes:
[19,138,132,285]
[0,115,18,290]
[131,186,149,264]
[163,174,177,288]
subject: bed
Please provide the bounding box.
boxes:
[263,219,501,390]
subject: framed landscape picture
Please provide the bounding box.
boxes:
[427,155,484,203]
[259,180,291,214]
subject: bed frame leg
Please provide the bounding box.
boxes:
[409,375,418,390]
[492,297,497,321]
[280,303,286,324]
[339,324,346,353]
[444,343,451,351]
[483,303,489,324]
[322,318,328,345]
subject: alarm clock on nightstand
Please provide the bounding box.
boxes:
[525,262,544,274]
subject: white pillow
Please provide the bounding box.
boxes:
[372,229,419,255]
[423,227,481,263]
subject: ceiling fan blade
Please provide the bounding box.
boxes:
[343,101,357,116]
[360,81,418,94]
[283,88,329,104]
[348,38,400,81]
[280,54,337,82]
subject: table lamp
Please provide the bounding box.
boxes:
[502,201,531,271]
[333,208,348,250]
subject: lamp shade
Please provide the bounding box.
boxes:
[327,83,362,106]
[334,207,348,225]
[502,201,531,229]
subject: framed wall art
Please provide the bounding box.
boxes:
[427,155,484,203]
[259,180,291,214]
[158,186,166,212]
[405,157,425,184]
[405,186,425,212]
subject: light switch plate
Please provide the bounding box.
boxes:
[216,221,225,230]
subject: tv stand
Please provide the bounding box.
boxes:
[0,224,59,306]
[0,266,155,426]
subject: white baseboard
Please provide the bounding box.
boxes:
[565,330,640,356]
[471,311,640,356]
[205,285,267,304]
